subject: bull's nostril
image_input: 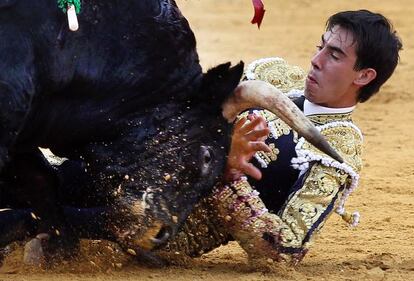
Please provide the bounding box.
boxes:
[151,226,172,245]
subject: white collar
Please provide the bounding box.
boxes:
[304,99,356,116]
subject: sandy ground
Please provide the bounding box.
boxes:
[1,0,414,280]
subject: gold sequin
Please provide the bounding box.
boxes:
[269,118,291,139]
[308,113,352,125]
[300,124,363,172]
[252,59,306,93]
[253,109,297,165]
[279,165,343,248]
[256,143,280,164]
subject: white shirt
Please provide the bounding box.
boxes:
[304,99,355,116]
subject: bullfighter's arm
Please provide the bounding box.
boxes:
[213,163,349,264]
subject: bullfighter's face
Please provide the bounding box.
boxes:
[305,25,371,108]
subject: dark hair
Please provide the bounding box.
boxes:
[326,10,403,102]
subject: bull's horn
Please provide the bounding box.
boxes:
[222,80,344,163]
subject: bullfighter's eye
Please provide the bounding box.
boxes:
[200,145,213,176]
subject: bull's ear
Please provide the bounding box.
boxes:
[200,62,244,104]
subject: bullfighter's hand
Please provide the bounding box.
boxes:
[224,114,270,182]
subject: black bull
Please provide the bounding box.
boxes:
[0,0,342,262]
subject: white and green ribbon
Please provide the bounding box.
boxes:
[57,0,81,14]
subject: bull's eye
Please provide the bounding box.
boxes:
[200,145,213,176]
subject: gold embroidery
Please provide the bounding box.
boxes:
[236,111,250,121]
[159,195,230,257]
[253,109,293,139]
[213,179,288,262]
[308,113,352,125]
[256,143,279,165]
[252,59,306,93]
[250,109,302,165]
[292,130,299,144]
[255,109,278,123]
[300,124,363,172]
[268,143,279,161]
[269,118,291,139]
[279,165,344,248]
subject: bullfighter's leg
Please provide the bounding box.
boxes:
[0,31,36,170]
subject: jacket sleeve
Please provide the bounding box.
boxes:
[213,162,349,264]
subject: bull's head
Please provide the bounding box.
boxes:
[82,62,342,257]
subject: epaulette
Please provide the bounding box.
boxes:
[244,57,306,94]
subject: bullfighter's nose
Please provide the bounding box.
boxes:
[151,225,172,247]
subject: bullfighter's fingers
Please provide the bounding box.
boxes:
[247,114,267,127]
[248,141,271,153]
[240,162,263,180]
[234,117,248,131]
[244,128,270,141]
[239,115,267,134]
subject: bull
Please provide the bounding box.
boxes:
[0,0,342,264]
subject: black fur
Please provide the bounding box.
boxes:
[0,0,244,259]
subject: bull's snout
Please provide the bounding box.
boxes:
[152,225,172,246]
[132,222,173,251]
[112,197,178,252]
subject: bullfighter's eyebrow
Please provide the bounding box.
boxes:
[321,34,347,57]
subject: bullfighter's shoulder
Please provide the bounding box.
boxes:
[243,57,306,94]
[294,120,363,174]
